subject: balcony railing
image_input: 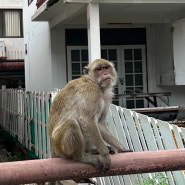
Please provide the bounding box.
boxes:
[36,0,47,8]
[0,50,24,60]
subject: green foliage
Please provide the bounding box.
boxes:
[140,173,169,185]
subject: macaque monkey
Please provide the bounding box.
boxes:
[48,58,132,171]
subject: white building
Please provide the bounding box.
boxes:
[23,0,185,109]
[0,0,24,88]
[0,0,24,59]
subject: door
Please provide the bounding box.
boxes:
[121,45,147,108]
[67,45,147,108]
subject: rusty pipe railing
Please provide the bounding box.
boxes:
[0,149,185,185]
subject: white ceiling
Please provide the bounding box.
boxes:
[32,1,185,25]
[99,3,185,23]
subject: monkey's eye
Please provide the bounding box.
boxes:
[95,65,110,71]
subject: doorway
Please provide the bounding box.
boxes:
[67,45,147,108]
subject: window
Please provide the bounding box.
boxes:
[70,49,88,79]
[124,48,145,108]
[0,9,23,38]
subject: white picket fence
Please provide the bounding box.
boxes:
[0,90,51,159]
[0,50,24,60]
[0,89,185,185]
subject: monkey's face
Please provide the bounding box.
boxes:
[86,59,117,88]
[95,64,113,87]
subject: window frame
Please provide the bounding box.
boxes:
[0,9,23,38]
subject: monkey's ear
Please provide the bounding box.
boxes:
[83,66,89,74]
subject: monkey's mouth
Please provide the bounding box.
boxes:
[103,78,111,81]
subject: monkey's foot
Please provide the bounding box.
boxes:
[75,178,97,185]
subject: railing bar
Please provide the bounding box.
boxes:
[0,150,185,185]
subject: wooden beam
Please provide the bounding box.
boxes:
[1,149,185,185]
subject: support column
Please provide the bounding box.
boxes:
[87,3,101,63]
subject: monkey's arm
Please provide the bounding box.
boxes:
[99,123,132,153]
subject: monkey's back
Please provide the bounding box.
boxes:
[48,76,103,133]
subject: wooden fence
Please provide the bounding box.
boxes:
[0,89,185,185]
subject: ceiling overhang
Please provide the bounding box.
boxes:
[32,0,185,28]
[64,0,185,3]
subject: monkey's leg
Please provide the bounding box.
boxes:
[51,119,85,157]
[51,119,102,169]
[79,123,111,170]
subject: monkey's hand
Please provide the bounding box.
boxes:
[107,145,133,154]
[107,145,116,154]
[100,154,111,171]
[90,146,116,155]
[118,148,133,153]
[108,145,133,153]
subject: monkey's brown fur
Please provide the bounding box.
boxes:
[48,59,132,171]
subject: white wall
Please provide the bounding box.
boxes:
[0,0,22,8]
[153,24,174,86]
[23,0,67,91]
[173,20,185,85]
[23,0,53,91]
[27,26,53,91]
[50,27,67,89]
[146,23,185,107]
